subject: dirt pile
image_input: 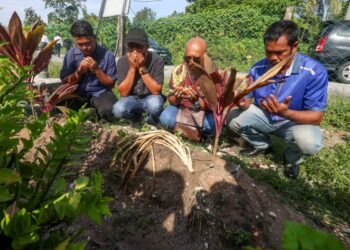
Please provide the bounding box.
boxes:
[69,125,311,250]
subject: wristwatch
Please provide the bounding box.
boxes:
[139,67,148,75]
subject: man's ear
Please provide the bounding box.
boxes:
[292,41,298,53]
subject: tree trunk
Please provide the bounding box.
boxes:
[284,6,294,20]
[345,2,350,20]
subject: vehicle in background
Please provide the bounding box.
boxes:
[314,20,350,84]
[148,39,172,65]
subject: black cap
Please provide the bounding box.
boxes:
[125,28,148,46]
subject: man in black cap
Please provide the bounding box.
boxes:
[112,28,165,125]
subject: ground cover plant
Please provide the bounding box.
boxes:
[0,21,112,249]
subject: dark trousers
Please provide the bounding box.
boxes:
[58,90,118,122]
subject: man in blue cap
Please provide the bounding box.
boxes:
[113,28,165,125]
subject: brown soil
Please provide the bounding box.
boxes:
[70,124,310,250]
[28,118,349,249]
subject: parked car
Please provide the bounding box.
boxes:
[148,39,172,65]
[314,20,350,84]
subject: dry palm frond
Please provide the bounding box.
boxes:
[234,53,295,102]
[116,130,193,190]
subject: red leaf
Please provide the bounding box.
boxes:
[32,40,58,74]
[0,25,21,65]
[8,12,26,64]
[26,25,44,63]
[222,68,237,108]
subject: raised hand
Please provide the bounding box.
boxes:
[260,94,292,115]
[84,57,98,72]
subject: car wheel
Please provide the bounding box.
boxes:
[336,61,350,84]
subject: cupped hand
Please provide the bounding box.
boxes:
[259,94,292,115]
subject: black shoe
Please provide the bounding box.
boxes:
[239,146,272,157]
[284,163,300,179]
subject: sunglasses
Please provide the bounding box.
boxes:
[183,55,201,64]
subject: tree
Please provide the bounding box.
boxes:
[24,7,43,26]
[43,0,86,24]
[133,7,156,26]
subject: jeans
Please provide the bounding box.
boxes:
[226,104,323,165]
[112,95,164,125]
[160,105,216,135]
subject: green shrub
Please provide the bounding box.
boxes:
[0,57,111,249]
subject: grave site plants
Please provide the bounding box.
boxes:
[0,14,112,249]
[0,12,77,114]
[189,53,294,155]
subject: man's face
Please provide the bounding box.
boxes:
[184,44,204,66]
[265,35,298,67]
[127,43,148,56]
[74,36,96,57]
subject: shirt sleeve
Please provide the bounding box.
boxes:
[150,56,164,85]
[116,56,128,86]
[60,50,76,80]
[105,52,118,83]
[303,66,328,111]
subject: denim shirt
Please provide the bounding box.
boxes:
[60,44,117,97]
[248,53,328,122]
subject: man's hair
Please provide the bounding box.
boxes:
[70,20,94,37]
[264,20,299,46]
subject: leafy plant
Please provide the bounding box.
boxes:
[0,57,111,249]
[190,54,294,154]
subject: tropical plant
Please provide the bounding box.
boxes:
[113,130,193,191]
[0,12,76,112]
[0,55,112,249]
[189,54,294,155]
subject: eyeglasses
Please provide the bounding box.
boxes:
[183,55,201,64]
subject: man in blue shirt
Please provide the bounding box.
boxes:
[227,20,328,179]
[60,20,118,123]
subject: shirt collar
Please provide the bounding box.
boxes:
[287,52,302,76]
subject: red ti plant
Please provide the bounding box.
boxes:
[0,12,77,112]
[190,54,295,155]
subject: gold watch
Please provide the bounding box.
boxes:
[139,67,148,75]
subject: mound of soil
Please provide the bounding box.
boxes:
[65,124,311,250]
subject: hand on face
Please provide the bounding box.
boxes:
[259,94,292,115]
[128,51,145,69]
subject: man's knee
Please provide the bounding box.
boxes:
[145,95,163,115]
[293,128,323,155]
[160,109,176,129]
[112,101,130,118]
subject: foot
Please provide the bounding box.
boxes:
[284,163,300,179]
[239,146,272,157]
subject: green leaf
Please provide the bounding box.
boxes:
[0,185,13,202]
[283,221,347,250]
[68,241,87,250]
[68,192,81,210]
[0,168,21,185]
[74,176,89,190]
[53,178,67,194]
[55,238,70,250]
